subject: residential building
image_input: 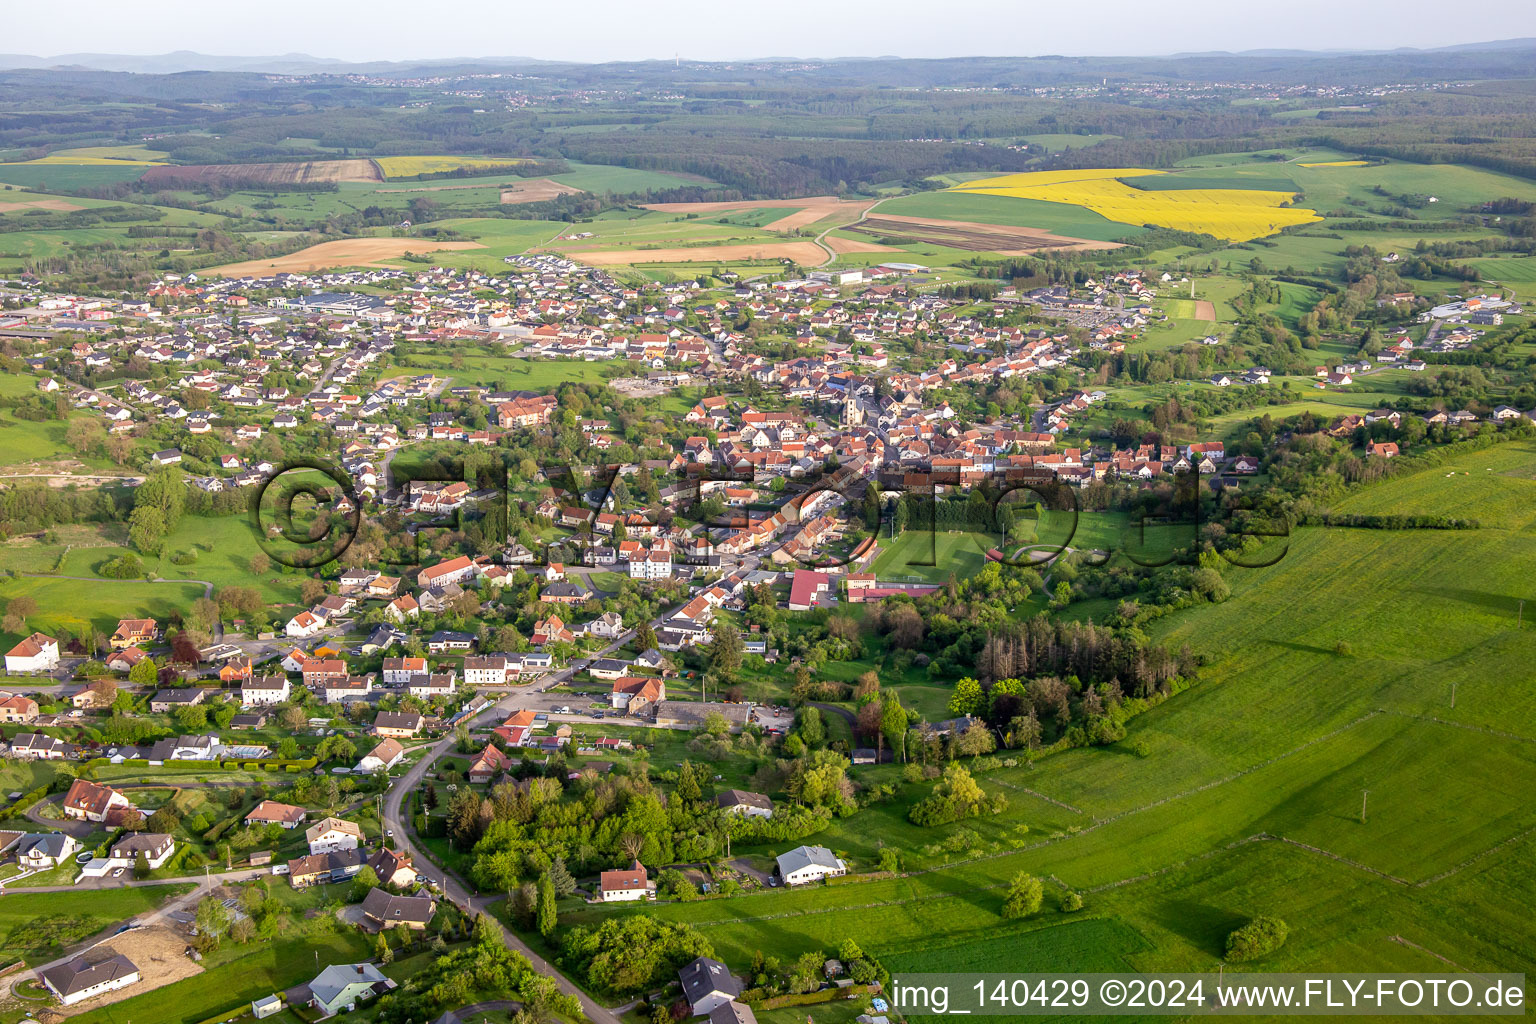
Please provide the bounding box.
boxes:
[242,675,291,706]
[63,779,133,823]
[598,859,651,902]
[359,887,436,931]
[304,962,396,1017]
[776,844,846,885]
[16,832,80,869]
[109,618,158,650]
[41,955,140,1007]
[715,790,774,818]
[357,738,405,773]
[679,957,743,1016]
[5,632,60,673]
[246,800,307,829]
[0,695,39,723]
[372,712,423,738]
[306,816,365,855]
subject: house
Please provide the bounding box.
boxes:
[463,657,508,687]
[0,695,39,723]
[416,555,477,590]
[172,734,220,760]
[776,844,846,885]
[427,631,475,654]
[715,790,774,818]
[304,962,396,1017]
[610,676,665,715]
[151,448,182,466]
[5,632,60,673]
[246,800,307,829]
[1368,441,1399,458]
[306,816,365,855]
[110,832,176,870]
[103,648,147,675]
[367,847,419,889]
[408,673,456,699]
[286,611,323,639]
[242,675,291,706]
[467,743,512,783]
[63,779,133,823]
[598,859,651,902]
[41,955,140,1007]
[585,611,625,639]
[287,849,368,887]
[110,618,158,650]
[382,657,427,685]
[8,733,71,759]
[150,687,206,713]
[709,1003,758,1024]
[587,658,631,680]
[357,738,405,773]
[679,956,743,1017]
[530,615,574,646]
[359,887,436,931]
[787,570,832,612]
[15,832,80,869]
[372,712,423,738]
[323,676,373,704]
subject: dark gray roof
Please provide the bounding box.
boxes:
[42,954,138,997]
[679,957,741,1006]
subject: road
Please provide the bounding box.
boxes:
[812,196,890,267]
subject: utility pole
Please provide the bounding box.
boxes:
[1519,599,1525,629]
[1451,682,1457,709]
[1361,789,1369,824]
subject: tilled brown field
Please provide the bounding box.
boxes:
[844,214,1116,254]
[141,159,382,187]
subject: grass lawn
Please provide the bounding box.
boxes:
[0,576,209,654]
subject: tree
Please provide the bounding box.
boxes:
[536,871,558,938]
[195,894,231,943]
[547,855,576,897]
[351,866,380,902]
[1225,916,1289,962]
[3,596,38,634]
[300,578,328,606]
[128,504,167,556]
[705,619,743,682]
[948,676,985,717]
[119,808,147,832]
[1002,872,1043,919]
[249,552,270,576]
[128,656,159,689]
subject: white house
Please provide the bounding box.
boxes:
[462,657,507,687]
[357,738,405,774]
[242,675,291,706]
[598,860,651,902]
[381,657,426,684]
[285,611,323,639]
[15,832,79,869]
[715,790,774,819]
[109,832,176,870]
[775,844,846,885]
[5,632,60,673]
[306,817,364,855]
[41,955,140,1007]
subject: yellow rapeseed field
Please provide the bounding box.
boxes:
[950,168,1320,242]
[1298,160,1370,167]
[376,155,530,178]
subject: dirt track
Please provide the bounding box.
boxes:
[501,179,586,205]
[203,238,485,276]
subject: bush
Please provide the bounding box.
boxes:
[1002,872,1043,919]
[1225,916,1289,962]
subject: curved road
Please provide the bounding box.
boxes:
[812,196,891,267]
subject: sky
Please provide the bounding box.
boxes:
[4,0,1528,64]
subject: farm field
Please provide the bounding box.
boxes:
[949,169,1320,242]
[141,159,381,186]
[375,155,529,177]
[842,213,1117,254]
[202,236,485,276]
[877,190,1146,243]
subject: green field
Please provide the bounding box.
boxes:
[870,530,993,583]
[0,885,193,965]
[0,576,209,653]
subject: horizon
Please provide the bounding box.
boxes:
[1,0,1531,67]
